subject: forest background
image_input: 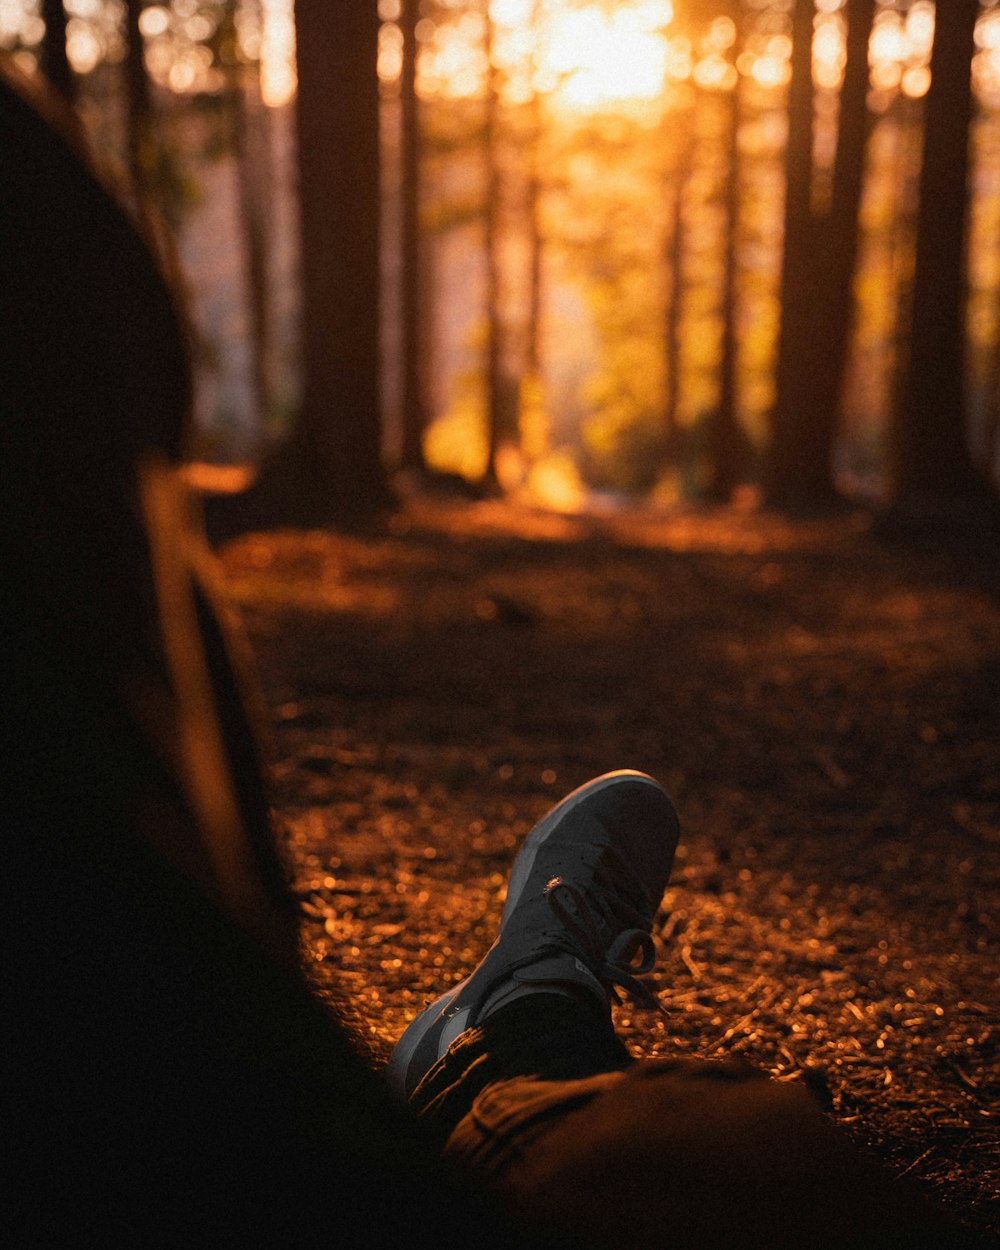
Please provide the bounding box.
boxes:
[4,0,1000,522]
[5,4,1000,1235]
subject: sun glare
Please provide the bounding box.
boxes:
[542,3,673,111]
[415,1,674,111]
[260,0,296,107]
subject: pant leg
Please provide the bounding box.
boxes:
[410,994,632,1144]
[414,997,994,1250]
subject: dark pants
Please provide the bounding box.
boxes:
[412,996,992,1249]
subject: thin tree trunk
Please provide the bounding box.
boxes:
[768,0,874,508]
[525,0,544,383]
[399,0,428,474]
[39,0,75,104]
[228,52,272,432]
[892,0,983,501]
[483,3,507,487]
[885,92,922,453]
[767,0,820,505]
[663,115,692,451]
[525,168,542,384]
[708,77,743,501]
[515,0,548,467]
[802,0,876,493]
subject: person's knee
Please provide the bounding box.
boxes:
[494,1059,959,1249]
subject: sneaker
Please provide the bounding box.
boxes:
[386,770,679,1099]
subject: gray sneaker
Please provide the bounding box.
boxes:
[386,770,680,1099]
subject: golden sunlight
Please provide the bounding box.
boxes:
[540,1,674,112]
[385,0,1000,115]
[6,0,998,117]
[415,0,675,111]
[260,0,296,108]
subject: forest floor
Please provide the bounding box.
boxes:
[216,495,999,1240]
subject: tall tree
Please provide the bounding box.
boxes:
[808,0,876,494]
[706,15,745,502]
[767,0,876,508]
[222,0,272,432]
[769,0,814,498]
[212,0,391,534]
[892,0,984,502]
[517,0,549,469]
[398,0,429,475]
[39,0,75,105]
[662,103,692,453]
[483,0,511,488]
[524,0,544,385]
[289,0,390,520]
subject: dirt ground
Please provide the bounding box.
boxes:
[217,496,999,1240]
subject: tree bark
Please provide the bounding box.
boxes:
[398,0,428,474]
[525,0,544,384]
[707,75,743,501]
[767,0,818,505]
[892,0,983,502]
[815,0,876,414]
[483,3,508,488]
[663,117,691,453]
[768,0,875,509]
[224,3,272,434]
[287,0,391,522]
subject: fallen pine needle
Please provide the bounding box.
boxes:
[896,1147,934,1180]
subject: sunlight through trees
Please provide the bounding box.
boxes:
[4,0,1000,516]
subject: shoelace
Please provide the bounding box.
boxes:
[545,876,666,1014]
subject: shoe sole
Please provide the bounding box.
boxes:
[386,770,669,1097]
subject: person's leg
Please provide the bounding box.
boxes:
[437,1041,990,1249]
[409,993,631,1146]
[391,774,994,1250]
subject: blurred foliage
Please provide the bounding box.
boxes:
[425,361,491,480]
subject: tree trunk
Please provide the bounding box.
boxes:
[398,0,428,474]
[707,77,743,501]
[892,0,983,502]
[39,0,75,104]
[799,0,875,498]
[286,0,390,522]
[525,0,544,384]
[483,3,508,488]
[768,0,875,509]
[663,106,692,453]
[225,7,272,434]
[767,0,817,505]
